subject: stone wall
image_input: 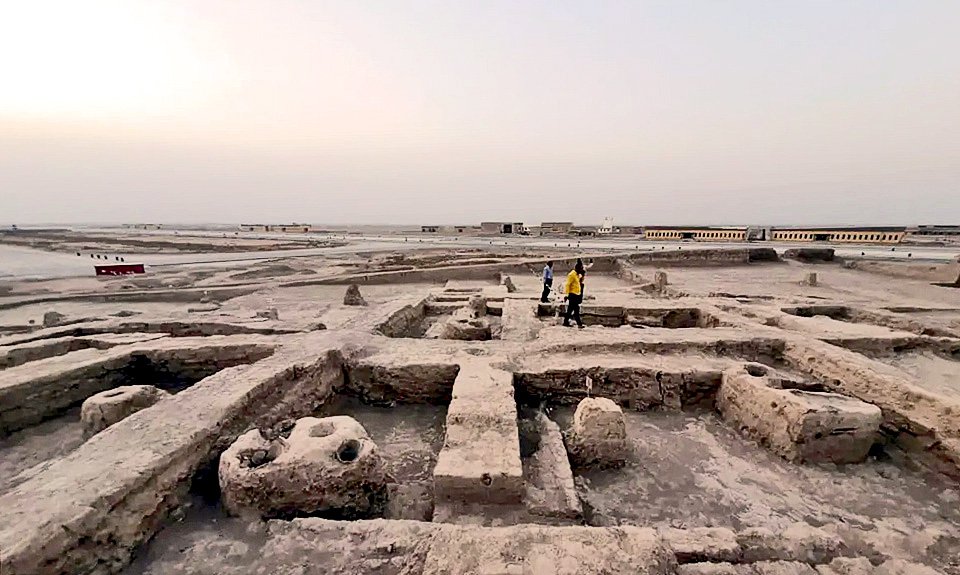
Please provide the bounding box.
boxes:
[0,340,274,436]
[627,248,779,267]
[0,333,345,575]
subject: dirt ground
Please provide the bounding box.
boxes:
[0,408,83,492]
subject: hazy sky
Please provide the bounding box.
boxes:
[1,1,958,226]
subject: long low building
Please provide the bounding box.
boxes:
[642,225,906,244]
[239,224,313,233]
[909,225,960,237]
[770,227,905,244]
[421,225,479,234]
[643,226,747,241]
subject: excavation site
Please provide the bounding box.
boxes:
[2,241,960,575]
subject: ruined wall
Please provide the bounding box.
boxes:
[344,360,460,404]
[625,248,778,267]
[780,338,960,476]
[0,334,346,575]
[514,366,722,410]
[376,301,427,338]
[0,338,108,370]
[0,342,275,436]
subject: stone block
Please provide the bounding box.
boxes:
[42,310,66,327]
[343,284,367,306]
[468,294,487,316]
[718,366,881,463]
[661,527,741,563]
[815,558,874,574]
[80,385,169,438]
[565,397,628,468]
[677,564,744,575]
[752,562,818,575]
[422,524,677,575]
[256,308,279,320]
[439,307,492,341]
[219,415,386,518]
[654,271,669,289]
[736,524,847,564]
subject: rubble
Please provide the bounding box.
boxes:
[256,308,280,320]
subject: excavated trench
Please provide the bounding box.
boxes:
[111,347,960,575]
[508,356,960,553]
[0,344,277,496]
[536,304,718,329]
[2,321,299,347]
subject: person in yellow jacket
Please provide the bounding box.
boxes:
[562,260,585,328]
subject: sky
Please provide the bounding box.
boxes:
[1,0,958,226]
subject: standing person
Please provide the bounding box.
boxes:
[541,261,554,303]
[562,260,585,328]
[576,258,594,300]
[576,258,586,300]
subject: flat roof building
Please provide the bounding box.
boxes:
[910,225,960,236]
[239,224,313,233]
[480,222,525,234]
[540,222,575,235]
[644,226,748,241]
[770,226,905,244]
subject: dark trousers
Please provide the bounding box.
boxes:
[563,293,583,327]
[541,279,552,302]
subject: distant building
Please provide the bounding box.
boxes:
[771,227,905,244]
[480,222,525,235]
[124,224,163,230]
[540,222,575,235]
[273,224,312,233]
[421,225,479,234]
[239,224,313,233]
[909,225,960,237]
[597,217,619,235]
[644,226,748,241]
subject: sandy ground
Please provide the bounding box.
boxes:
[874,352,960,404]
[0,408,84,493]
[664,261,960,308]
[317,396,447,484]
[552,408,960,569]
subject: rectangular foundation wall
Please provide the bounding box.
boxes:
[433,361,523,506]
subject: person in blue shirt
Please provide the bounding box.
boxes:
[540,261,554,303]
